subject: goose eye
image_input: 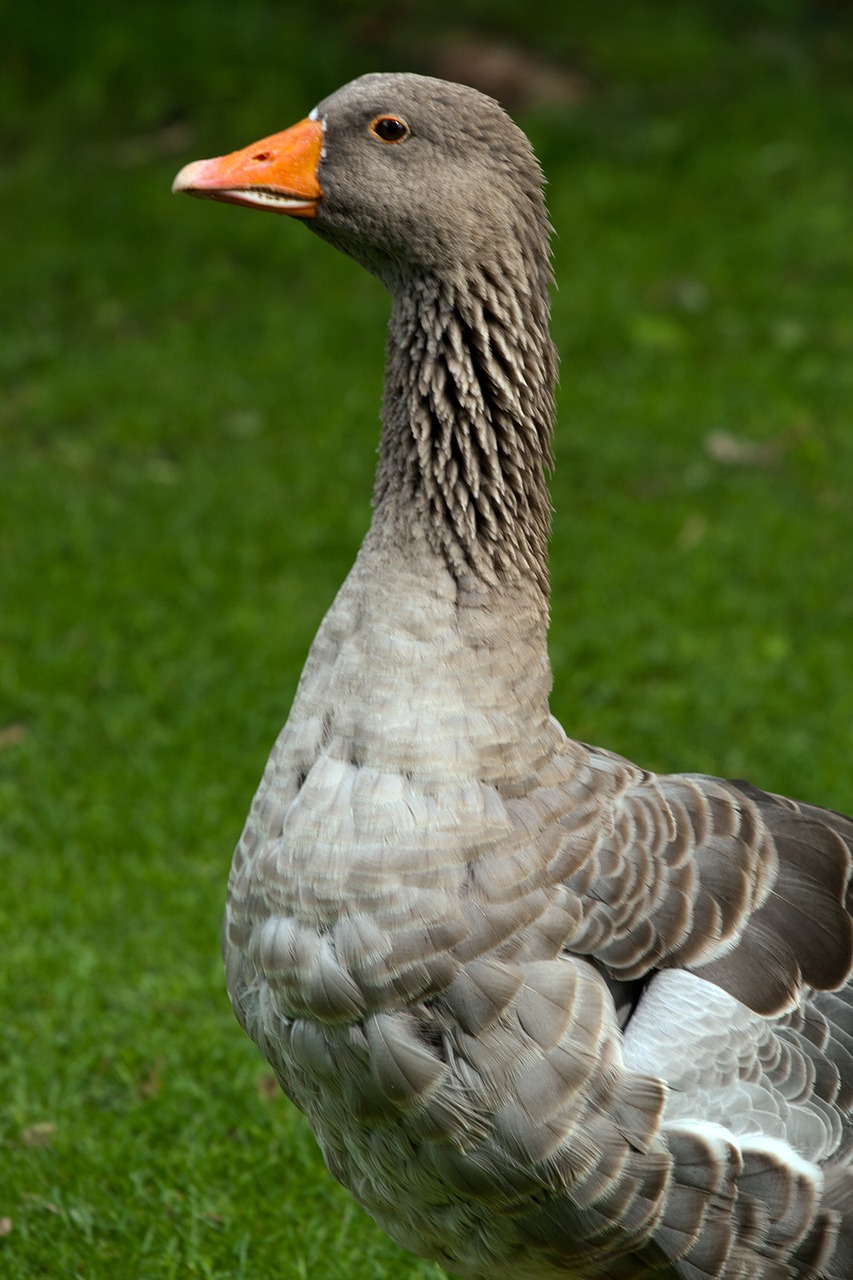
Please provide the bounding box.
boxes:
[370,115,410,144]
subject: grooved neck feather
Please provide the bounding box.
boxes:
[372,238,557,597]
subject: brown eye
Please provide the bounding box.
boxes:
[370,115,410,144]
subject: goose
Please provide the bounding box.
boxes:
[173,72,853,1279]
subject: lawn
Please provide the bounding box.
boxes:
[2,2,852,1276]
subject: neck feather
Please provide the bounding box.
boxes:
[372,242,557,597]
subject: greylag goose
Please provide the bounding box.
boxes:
[173,72,853,1279]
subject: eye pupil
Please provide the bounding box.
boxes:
[372,115,409,143]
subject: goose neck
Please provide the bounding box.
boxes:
[372,262,557,600]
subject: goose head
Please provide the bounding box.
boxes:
[173,71,550,293]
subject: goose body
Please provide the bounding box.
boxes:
[174,73,853,1279]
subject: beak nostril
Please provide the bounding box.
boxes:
[252,151,272,162]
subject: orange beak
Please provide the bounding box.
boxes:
[172,117,324,218]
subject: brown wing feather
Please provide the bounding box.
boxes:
[548,745,853,1018]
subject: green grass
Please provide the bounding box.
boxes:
[2,1,853,1275]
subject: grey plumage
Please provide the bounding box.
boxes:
[174,72,853,1279]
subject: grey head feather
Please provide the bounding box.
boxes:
[310,72,552,295]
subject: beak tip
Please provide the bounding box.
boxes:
[172,158,213,195]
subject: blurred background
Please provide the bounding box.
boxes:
[2,2,852,1276]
